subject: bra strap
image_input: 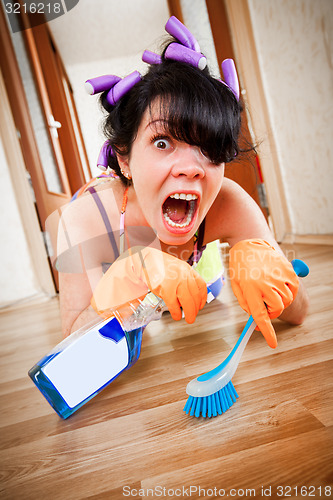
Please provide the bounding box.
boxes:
[87,186,119,259]
[119,187,129,254]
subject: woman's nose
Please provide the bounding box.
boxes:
[170,145,205,179]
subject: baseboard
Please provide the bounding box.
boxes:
[0,292,56,313]
[282,233,333,246]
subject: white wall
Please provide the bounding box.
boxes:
[0,135,39,305]
[248,0,333,235]
[180,0,220,77]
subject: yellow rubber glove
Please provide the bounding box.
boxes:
[91,246,207,324]
[229,239,299,348]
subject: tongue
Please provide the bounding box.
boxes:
[163,197,188,222]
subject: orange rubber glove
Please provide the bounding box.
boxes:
[91,246,207,324]
[229,239,299,348]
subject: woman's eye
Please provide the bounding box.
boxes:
[153,138,171,150]
[199,148,210,161]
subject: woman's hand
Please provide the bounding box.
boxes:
[91,246,207,324]
[229,239,299,348]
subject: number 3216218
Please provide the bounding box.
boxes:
[5,3,62,14]
[277,485,332,497]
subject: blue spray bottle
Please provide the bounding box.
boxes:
[28,292,166,419]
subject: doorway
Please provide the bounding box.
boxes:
[0,2,91,288]
[0,2,91,226]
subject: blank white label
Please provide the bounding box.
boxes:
[43,321,129,408]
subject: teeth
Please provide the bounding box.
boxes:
[170,193,198,201]
[163,200,196,228]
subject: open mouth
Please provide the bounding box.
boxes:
[162,193,198,229]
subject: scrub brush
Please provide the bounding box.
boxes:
[183,259,309,418]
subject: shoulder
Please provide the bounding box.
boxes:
[204,178,268,244]
[203,178,245,239]
[58,178,123,248]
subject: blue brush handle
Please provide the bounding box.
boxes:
[197,258,309,382]
[198,315,255,381]
[291,258,309,278]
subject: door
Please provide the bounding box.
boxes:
[0,2,91,225]
[205,0,268,217]
[0,2,91,288]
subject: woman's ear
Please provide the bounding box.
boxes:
[116,153,132,180]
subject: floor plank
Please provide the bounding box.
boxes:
[0,244,332,499]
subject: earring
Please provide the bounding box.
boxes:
[120,169,132,180]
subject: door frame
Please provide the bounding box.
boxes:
[0,3,91,222]
[0,69,56,297]
[168,0,291,242]
[20,10,91,198]
[0,2,93,291]
[0,2,51,227]
[205,0,269,222]
[224,0,291,241]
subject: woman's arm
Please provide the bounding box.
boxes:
[59,271,101,337]
[278,281,309,324]
[207,179,309,325]
[57,187,120,337]
[206,178,277,248]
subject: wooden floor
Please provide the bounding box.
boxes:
[0,244,332,500]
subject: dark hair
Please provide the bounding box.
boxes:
[100,44,245,185]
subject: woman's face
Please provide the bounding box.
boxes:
[119,102,225,245]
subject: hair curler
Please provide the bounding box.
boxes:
[142,50,162,65]
[85,71,141,106]
[97,141,113,170]
[85,75,121,95]
[221,59,240,101]
[165,16,201,53]
[107,71,141,106]
[165,43,207,70]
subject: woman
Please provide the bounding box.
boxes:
[58,17,308,348]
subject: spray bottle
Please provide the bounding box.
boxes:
[28,292,166,419]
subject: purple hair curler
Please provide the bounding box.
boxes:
[142,50,162,65]
[107,71,141,106]
[85,75,121,95]
[165,16,201,53]
[221,59,240,101]
[165,43,206,70]
[97,141,113,171]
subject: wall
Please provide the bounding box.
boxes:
[0,135,39,306]
[180,0,220,77]
[248,0,333,235]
